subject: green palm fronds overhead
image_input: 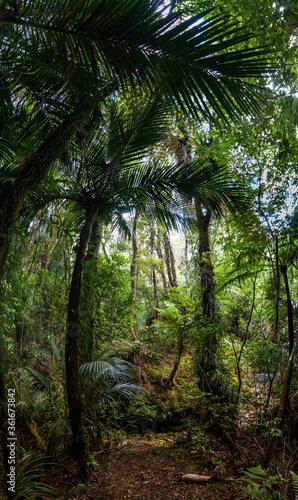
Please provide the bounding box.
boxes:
[0,0,273,121]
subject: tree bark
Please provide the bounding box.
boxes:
[167,334,183,388]
[164,230,178,288]
[130,210,139,339]
[151,229,159,320]
[195,200,215,322]
[65,208,97,478]
[273,235,280,342]
[156,237,169,298]
[80,216,102,364]
[194,200,218,391]
[236,278,256,405]
[185,236,190,292]
[280,263,294,424]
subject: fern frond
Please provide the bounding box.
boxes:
[290,471,298,500]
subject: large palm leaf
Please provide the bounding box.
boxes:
[0,0,273,120]
[27,95,247,232]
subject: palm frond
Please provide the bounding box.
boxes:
[14,453,57,500]
[46,420,73,458]
[26,367,52,394]
[79,357,135,386]
[109,382,145,399]
[1,0,274,121]
[48,340,64,366]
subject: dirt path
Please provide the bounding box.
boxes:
[80,434,245,500]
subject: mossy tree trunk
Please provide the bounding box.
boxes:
[163,230,178,288]
[156,234,169,299]
[65,208,97,478]
[194,200,217,391]
[80,216,102,364]
[130,210,140,339]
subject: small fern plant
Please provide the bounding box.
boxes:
[290,471,298,500]
[242,465,285,500]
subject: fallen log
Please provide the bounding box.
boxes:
[180,474,212,483]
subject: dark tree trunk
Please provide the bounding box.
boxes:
[130,210,139,339]
[0,101,97,483]
[185,236,190,292]
[80,216,102,364]
[152,267,159,315]
[263,255,297,468]
[280,264,294,423]
[151,229,159,320]
[236,278,256,405]
[273,235,280,341]
[194,200,218,391]
[65,208,97,478]
[195,200,215,322]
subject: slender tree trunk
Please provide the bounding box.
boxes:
[280,264,294,423]
[273,236,280,341]
[151,229,159,320]
[236,278,256,405]
[194,200,218,391]
[80,216,102,364]
[65,208,97,478]
[156,237,169,298]
[264,367,278,418]
[152,267,159,313]
[164,230,178,288]
[0,101,97,483]
[130,210,139,339]
[185,235,190,292]
[146,229,160,327]
[263,332,298,468]
[195,200,215,322]
[167,334,183,388]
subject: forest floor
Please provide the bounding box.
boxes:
[51,430,269,500]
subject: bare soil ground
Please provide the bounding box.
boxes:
[52,431,267,499]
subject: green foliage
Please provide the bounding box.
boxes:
[246,340,279,375]
[1,2,298,493]
[46,420,73,459]
[14,452,56,500]
[82,249,131,343]
[242,465,286,500]
[156,288,195,339]
[290,471,298,500]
